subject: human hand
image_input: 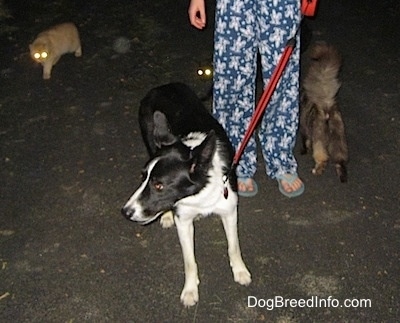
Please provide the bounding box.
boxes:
[188,0,206,29]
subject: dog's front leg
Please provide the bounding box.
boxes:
[220,208,252,286]
[174,215,199,307]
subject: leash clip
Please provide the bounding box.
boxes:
[222,175,229,199]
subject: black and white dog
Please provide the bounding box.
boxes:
[121,83,251,307]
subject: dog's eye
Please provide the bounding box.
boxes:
[154,182,164,192]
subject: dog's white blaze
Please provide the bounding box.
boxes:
[123,157,160,220]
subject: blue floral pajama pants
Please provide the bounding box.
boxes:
[213,0,301,179]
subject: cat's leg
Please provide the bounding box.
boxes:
[328,110,348,182]
[75,45,82,57]
[42,62,52,79]
[312,140,328,175]
[311,116,329,175]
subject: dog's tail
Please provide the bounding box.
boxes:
[303,42,342,104]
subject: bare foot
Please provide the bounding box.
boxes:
[275,173,305,198]
[279,175,303,193]
[238,178,254,193]
[237,178,258,197]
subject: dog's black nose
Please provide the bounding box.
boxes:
[121,207,134,219]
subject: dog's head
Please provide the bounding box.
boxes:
[121,111,217,225]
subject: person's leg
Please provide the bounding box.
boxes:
[213,0,259,194]
[257,0,304,196]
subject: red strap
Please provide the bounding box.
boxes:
[301,0,318,17]
[232,38,296,167]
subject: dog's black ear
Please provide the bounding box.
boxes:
[190,130,217,174]
[153,111,177,148]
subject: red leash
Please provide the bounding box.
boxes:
[302,0,318,17]
[230,0,318,170]
[232,37,296,168]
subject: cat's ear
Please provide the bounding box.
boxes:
[153,111,177,148]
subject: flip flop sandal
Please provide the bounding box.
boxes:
[276,173,305,198]
[237,177,258,197]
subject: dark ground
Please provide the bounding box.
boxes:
[1,0,399,322]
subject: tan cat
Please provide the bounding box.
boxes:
[29,22,82,79]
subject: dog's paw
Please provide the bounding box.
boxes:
[234,269,252,286]
[160,211,174,229]
[180,288,199,307]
